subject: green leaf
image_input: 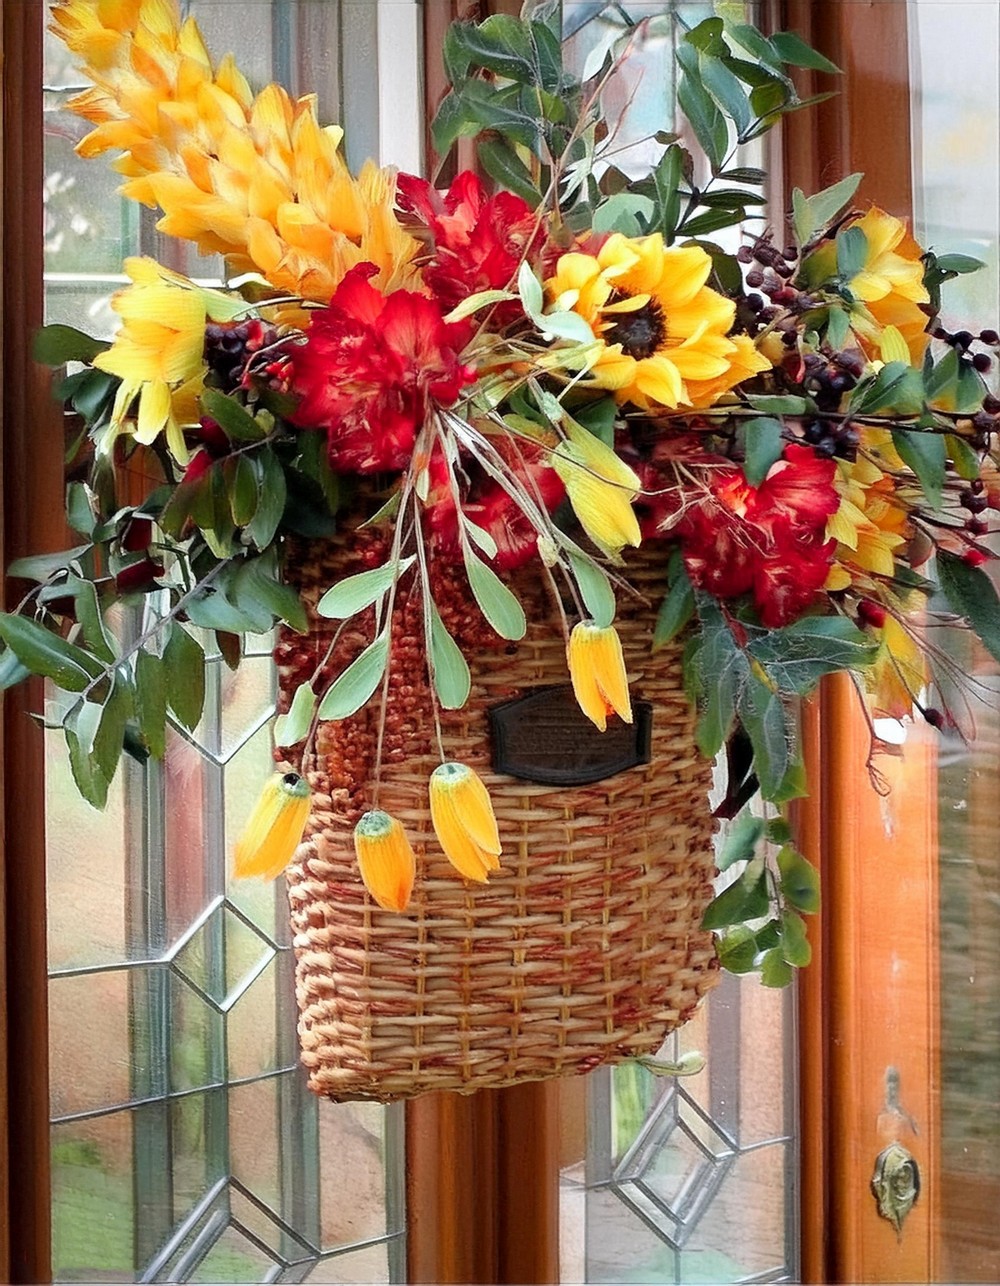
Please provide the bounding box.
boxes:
[317,556,415,620]
[33,323,109,366]
[676,45,729,172]
[572,397,618,446]
[232,554,309,634]
[65,706,110,810]
[227,454,260,527]
[803,172,863,234]
[767,816,793,845]
[743,416,785,487]
[66,482,97,537]
[446,14,535,82]
[692,599,749,758]
[317,630,389,720]
[93,677,129,782]
[722,166,767,184]
[680,207,748,238]
[72,579,116,664]
[933,252,984,275]
[769,30,841,74]
[748,615,878,694]
[652,565,695,650]
[517,260,544,317]
[200,389,269,442]
[274,680,317,748]
[431,89,480,156]
[566,550,616,630]
[836,225,868,280]
[245,448,287,549]
[0,614,103,691]
[777,845,821,913]
[780,908,812,967]
[892,428,946,510]
[698,51,752,137]
[163,625,205,731]
[738,677,789,801]
[7,544,91,582]
[463,518,499,560]
[702,866,769,930]
[791,187,815,244]
[946,433,981,482]
[727,23,783,71]
[746,394,810,415]
[135,649,168,759]
[651,145,684,240]
[759,947,794,987]
[684,17,725,52]
[718,812,766,872]
[749,79,789,119]
[464,552,526,641]
[936,550,1000,667]
[429,602,471,710]
[826,305,851,351]
[717,925,758,973]
[0,646,30,691]
[592,193,656,237]
[478,137,541,207]
[444,289,519,325]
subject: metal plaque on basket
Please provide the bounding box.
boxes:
[488,684,652,786]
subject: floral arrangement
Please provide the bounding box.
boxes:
[17,0,1000,986]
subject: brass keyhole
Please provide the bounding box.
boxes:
[871,1142,921,1235]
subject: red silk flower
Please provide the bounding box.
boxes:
[289,265,475,474]
[678,444,840,628]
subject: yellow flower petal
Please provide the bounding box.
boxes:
[233,771,311,881]
[429,763,502,883]
[353,810,416,912]
[567,622,633,732]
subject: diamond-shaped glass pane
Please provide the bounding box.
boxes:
[187,1223,280,1283]
[170,903,275,1010]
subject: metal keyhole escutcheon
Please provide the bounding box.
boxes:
[871,1142,921,1234]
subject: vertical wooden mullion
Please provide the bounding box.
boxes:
[782,2,941,1280]
[1,2,57,1282]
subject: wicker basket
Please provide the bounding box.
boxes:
[275,527,719,1102]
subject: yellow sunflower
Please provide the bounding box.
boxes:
[546,233,770,409]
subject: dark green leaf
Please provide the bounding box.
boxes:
[826,305,851,351]
[738,677,789,801]
[836,225,869,280]
[651,145,684,240]
[65,708,110,810]
[652,565,694,650]
[892,428,947,510]
[592,192,656,236]
[749,79,789,119]
[743,416,785,487]
[946,433,981,482]
[199,389,268,442]
[163,624,205,731]
[698,51,752,136]
[0,646,30,691]
[727,23,783,70]
[936,550,1000,666]
[748,615,879,694]
[767,817,793,845]
[233,554,308,634]
[572,398,618,446]
[245,448,287,549]
[721,166,767,184]
[72,579,116,663]
[692,598,749,758]
[777,845,821,913]
[135,649,168,759]
[684,18,725,52]
[93,677,129,782]
[446,14,535,82]
[676,46,729,173]
[227,454,260,528]
[431,90,481,156]
[680,207,748,238]
[7,545,91,583]
[769,30,841,74]
[718,812,766,872]
[746,394,810,415]
[717,925,759,973]
[317,630,388,720]
[478,137,541,207]
[33,323,108,366]
[0,614,103,691]
[759,947,794,987]
[66,482,97,537]
[933,252,984,275]
[702,866,769,929]
[780,908,812,966]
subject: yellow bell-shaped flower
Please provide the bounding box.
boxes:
[567,621,633,732]
[353,810,416,912]
[553,419,642,559]
[233,771,311,880]
[429,762,502,883]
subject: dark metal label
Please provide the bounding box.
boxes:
[488,685,652,786]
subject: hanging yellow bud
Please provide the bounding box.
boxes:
[552,419,642,558]
[233,772,311,881]
[353,810,416,912]
[567,621,633,732]
[428,762,502,883]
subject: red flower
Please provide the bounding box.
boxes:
[678,445,840,627]
[425,436,565,571]
[290,265,475,474]
[397,171,543,322]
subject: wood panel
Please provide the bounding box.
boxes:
[1,3,57,1281]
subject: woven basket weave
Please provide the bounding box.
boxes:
[275,527,719,1102]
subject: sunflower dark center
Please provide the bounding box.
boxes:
[603,292,665,360]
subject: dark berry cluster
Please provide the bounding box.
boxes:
[801,415,859,459]
[204,319,282,393]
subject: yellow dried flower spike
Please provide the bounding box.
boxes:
[353,810,416,913]
[429,762,502,883]
[233,771,311,881]
[567,621,633,732]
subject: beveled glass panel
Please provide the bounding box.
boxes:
[227,958,287,1081]
[49,970,133,1119]
[170,971,226,1093]
[317,1099,395,1249]
[51,1113,135,1281]
[187,1225,279,1284]
[302,1242,394,1285]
